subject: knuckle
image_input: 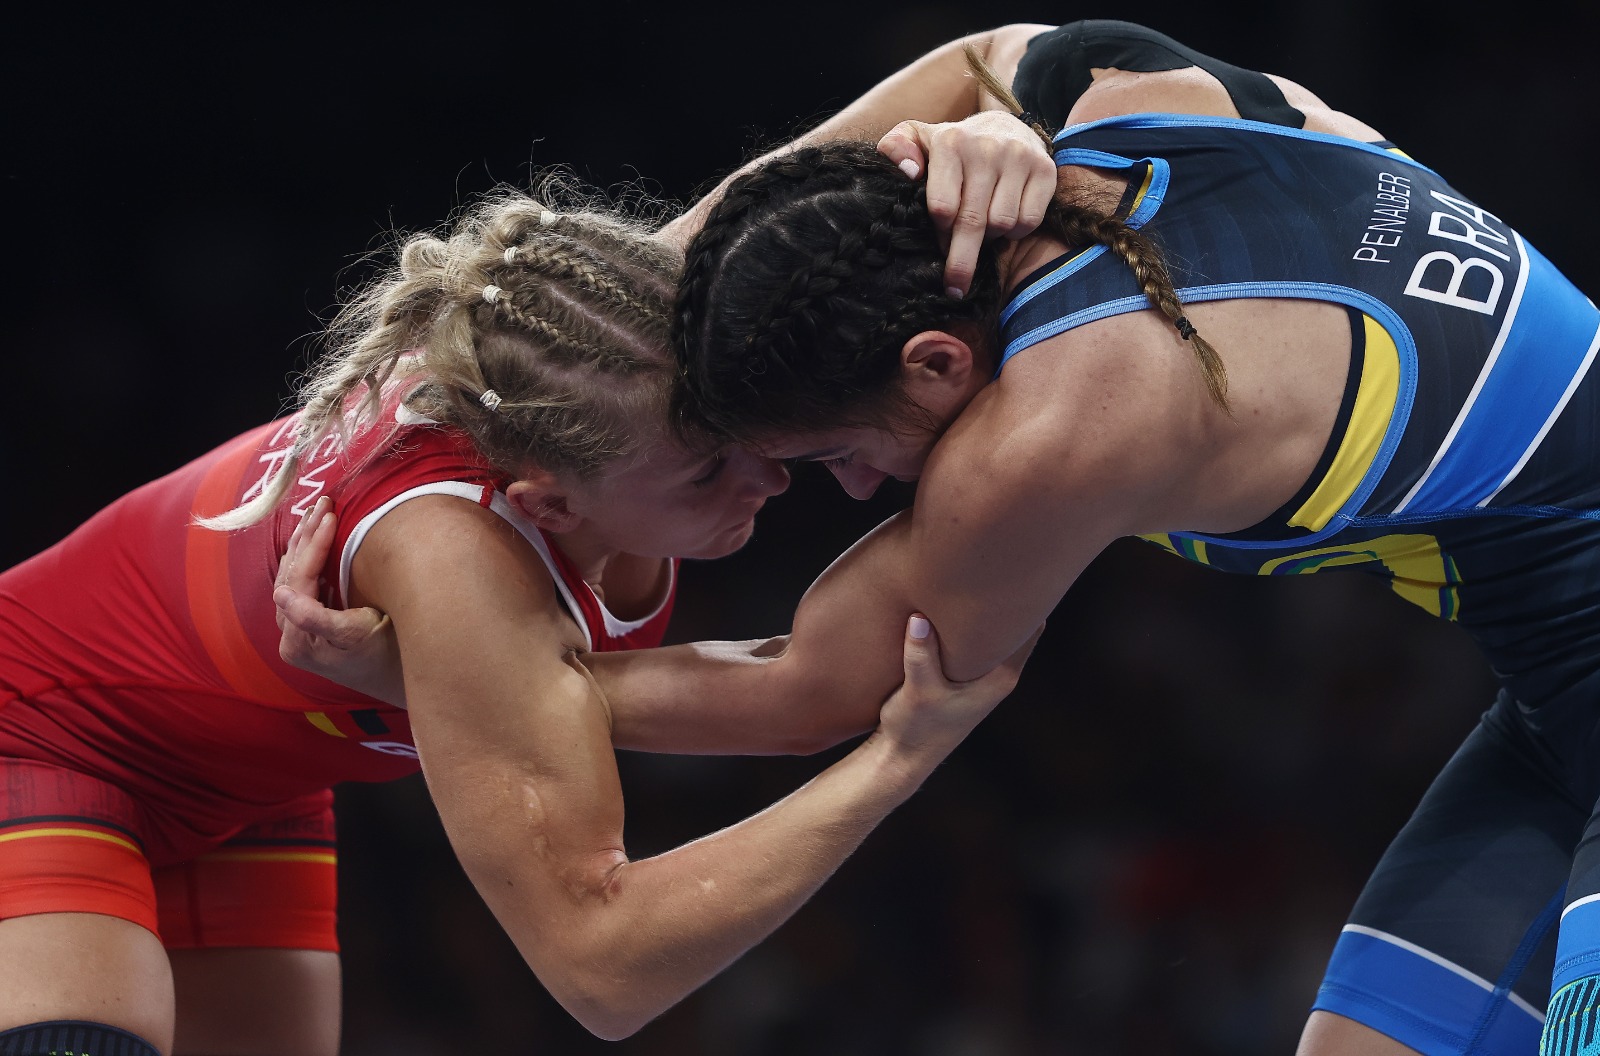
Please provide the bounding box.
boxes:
[955,206,987,227]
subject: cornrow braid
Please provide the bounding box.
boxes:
[673,65,1232,442]
[673,143,1000,440]
[205,177,683,530]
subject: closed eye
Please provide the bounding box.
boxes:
[690,453,727,488]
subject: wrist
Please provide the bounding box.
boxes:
[857,726,948,797]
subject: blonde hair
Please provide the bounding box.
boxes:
[207,179,682,530]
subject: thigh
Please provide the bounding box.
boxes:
[1297,1010,1425,1056]
[0,758,175,1046]
[1312,694,1578,1056]
[169,947,340,1056]
[158,793,342,1056]
[0,912,175,1050]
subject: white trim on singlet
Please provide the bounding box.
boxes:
[337,481,674,676]
[1340,924,1545,1022]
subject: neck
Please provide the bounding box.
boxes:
[546,525,619,596]
[994,235,1074,296]
[996,165,1129,293]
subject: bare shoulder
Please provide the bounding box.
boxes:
[975,23,1057,89]
[347,492,579,648]
[928,311,1214,538]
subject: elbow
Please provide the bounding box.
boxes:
[565,996,653,1042]
[547,962,673,1041]
[524,863,679,1041]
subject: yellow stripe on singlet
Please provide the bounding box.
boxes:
[1127,162,1156,213]
[305,711,346,738]
[0,826,142,854]
[1288,314,1401,531]
[199,850,338,866]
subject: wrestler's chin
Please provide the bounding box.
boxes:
[696,516,760,560]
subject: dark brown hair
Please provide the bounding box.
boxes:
[672,54,1228,443]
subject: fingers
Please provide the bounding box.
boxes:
[900,613,1040,698]
[277,496,335,599]
[273,584,376,648]
[876,120,931,181]
[892,113,1058,299]
[930,167,990,301]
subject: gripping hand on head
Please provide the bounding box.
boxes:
[273,497,405,705]
[876,110,1057,300]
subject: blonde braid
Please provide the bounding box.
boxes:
[204,179,684,532]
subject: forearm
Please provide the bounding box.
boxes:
[596,637,875,755]
[660,23,1050,250]
[479,729,938,1039]
[596,516,917,755]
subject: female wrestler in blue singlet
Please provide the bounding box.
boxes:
[275,20,1600,1056]
[653,21,1600,1056]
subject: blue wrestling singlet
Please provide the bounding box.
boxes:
[999,113,1600,1055]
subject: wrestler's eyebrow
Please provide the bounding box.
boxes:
[785,446,845,462]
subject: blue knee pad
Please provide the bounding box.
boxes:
[0,1021,159,1056]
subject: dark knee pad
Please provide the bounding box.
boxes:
[0,1021,159,1056]
[1013,19,1306,132]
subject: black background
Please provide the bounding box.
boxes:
[4,4,1596,1053]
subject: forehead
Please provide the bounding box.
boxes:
[759,427,866,461]
[592,427,709,485]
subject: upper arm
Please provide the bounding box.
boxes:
[348,496,629,968]
[1059,48,1384,142]
[784,324,1222,687]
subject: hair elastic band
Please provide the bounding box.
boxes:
[479,389,503,411]
[539,210,557,226]
[503,246,519,264]
[482,285,502,304]
[1174,316,1197,340]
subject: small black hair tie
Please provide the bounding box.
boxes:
[1016,111,1043,130]
[1174,316,1197,341]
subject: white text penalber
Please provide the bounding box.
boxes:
[1354,172,1515,317]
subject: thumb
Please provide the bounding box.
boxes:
[901,612,943,689]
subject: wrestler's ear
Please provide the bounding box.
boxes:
[506,471,582,533]
[899,329,979,406]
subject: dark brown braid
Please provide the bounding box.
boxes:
[672,143,1000,440]
[1050,206,1229,408]
[965,42,1228,408]
[669,54,1230,445]
[673,138,1231,444]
